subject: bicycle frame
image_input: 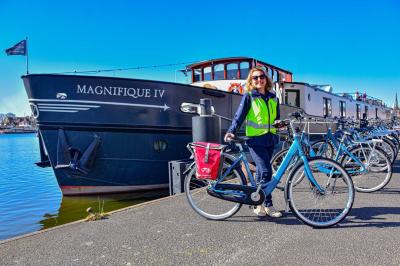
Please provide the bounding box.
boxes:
[334,140,367,173]
[311,128,367,174]
[216,133,325,198]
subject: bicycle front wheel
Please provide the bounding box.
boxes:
[286,157,354,228]
[184,162,246,220]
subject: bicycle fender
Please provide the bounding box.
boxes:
[183,161,196,175]
[283,159,305,202]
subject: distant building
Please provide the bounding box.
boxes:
[0,113,36,128]
[6,113,16,118]
[392,93,400,119]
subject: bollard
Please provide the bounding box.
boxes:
[192,98,221,143]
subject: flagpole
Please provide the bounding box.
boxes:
[26,37,29,74]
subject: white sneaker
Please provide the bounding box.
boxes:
[265,206,282,218]
[253,205,266,217]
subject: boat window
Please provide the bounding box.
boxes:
[193,68,201,82]
[227,63,238,79]
[323,97,332,117]
[265,67,271,77]
[239,62,250,79]
[272,69,278,83]
[339,101,346,117]
[356,104,361,119]
[214,64,224,80]
[204,66,212,81]
[285,89,300,107]
[280,72,286,82]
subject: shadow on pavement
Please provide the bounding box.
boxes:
[339,206,400,228]
[392,166,400,173]
[372,187,400,194]
[215,213,304,226]
[220,205,400,229]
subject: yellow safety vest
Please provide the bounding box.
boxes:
[245,93,278,136]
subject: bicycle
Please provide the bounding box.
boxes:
[184,117,355,228]
[272,118,393,193]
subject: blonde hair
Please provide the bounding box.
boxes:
[245,66,273,92]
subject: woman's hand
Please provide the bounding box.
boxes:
[273,120,285,128]
[224,133,235,142]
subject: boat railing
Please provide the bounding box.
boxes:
[337,92,386,107]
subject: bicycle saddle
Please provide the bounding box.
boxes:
[289,112,303,120]
[230,136,250,143]
[343,130,353,136]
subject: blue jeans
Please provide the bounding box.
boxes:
[248,145,274,207]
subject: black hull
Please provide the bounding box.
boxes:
[23,74,243,195]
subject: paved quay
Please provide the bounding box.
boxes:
[2,161,400,265]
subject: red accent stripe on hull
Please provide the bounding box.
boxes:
[60,184,169,196]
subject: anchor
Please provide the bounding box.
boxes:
[55,129,101,174]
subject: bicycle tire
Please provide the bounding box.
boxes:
[392,134,400,150]
[379,138,396,164]
[310,140,335,159]
[341,146,392,192]
[271,148,300,190]
[285,157,354,228]
[184,162,246,220]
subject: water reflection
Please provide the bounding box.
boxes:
[0,134,169,241]
[40,190,169,229]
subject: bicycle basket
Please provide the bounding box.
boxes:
[189,142,226,180]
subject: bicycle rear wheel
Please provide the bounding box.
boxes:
[378,138,396,164]
[185,162,246,220]
[286,157,354,228]
[271,148,299,190]
[311,140,335,159]
[341,146,392,192]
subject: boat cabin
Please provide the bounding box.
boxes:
[184,57,391,121]
[185,57,292,93]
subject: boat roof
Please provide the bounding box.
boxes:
[185,56,293,74]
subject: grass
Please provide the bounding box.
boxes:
[85,197,109,221]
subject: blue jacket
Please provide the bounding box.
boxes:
[227,90,280,147]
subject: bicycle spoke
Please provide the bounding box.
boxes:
[287,158,354,228]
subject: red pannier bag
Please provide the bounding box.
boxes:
[190,142,225,180]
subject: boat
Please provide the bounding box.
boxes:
[22,57,391,195]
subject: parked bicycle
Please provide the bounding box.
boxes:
[272,115,393,193]
[185,115,355,228]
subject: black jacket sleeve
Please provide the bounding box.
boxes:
[227,93,251,134]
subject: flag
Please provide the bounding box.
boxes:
[5,40,27,56]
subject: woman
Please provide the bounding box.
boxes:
[224,66,282,218]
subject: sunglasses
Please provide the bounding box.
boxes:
[251,74,266,81]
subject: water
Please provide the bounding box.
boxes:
[0,134,167,241]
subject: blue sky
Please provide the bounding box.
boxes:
[0,0,399,116]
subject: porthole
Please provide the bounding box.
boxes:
[154,140,168,152]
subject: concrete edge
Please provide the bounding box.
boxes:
[0,192,185,245]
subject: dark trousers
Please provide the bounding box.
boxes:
[248,145,274,207]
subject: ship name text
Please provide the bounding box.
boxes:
[76,84,165,99]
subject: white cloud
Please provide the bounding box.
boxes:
[0,90,31,116]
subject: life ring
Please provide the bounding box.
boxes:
[227,83,244,94]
